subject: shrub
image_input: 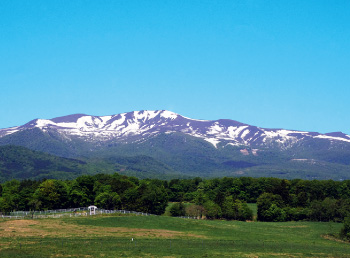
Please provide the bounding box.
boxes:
[204,200,222,219]
[257,193,285,222]
[222,196,253,221]
[340,217,350,240]
[169,202,186,217]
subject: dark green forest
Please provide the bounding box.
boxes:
[2,173,350,224]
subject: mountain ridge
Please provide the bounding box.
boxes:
[1,110,349,149]
[0,110,350,180]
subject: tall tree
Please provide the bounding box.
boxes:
[33,179,68,210]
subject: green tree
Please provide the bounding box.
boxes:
[194,183,208,205]
[169,202,186,217]
[257,192,285,222]
[139,182,168,215]
[203,200,221,219]
[122,187,139,211]
[75,175,96,202]
[340,217,350,240]
[222,196,253,221]
[94,192,121,210]
[67,179,92,207]
[28,198,42,218]
[33,179,68,210]
[264,204,286,222]
[19,179,41,210]
[0,180,21,212]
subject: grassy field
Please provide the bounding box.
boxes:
[1,214,350,257]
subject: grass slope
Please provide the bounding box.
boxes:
[1,214,350,257]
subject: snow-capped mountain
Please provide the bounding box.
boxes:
[1,110,350,180]
[1,110,349,149]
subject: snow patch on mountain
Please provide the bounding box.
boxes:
[204,138,221,148]
[314,134,350,143]
[159,110,178,120]
[1,110,350,149]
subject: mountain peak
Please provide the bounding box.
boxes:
[325,132,349,138]
[1,110,350,180]
[1,110,350,149]
[51,114,88,123]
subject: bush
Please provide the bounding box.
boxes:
[185,204,205,218]
[257,193,285,222]
[340,217,350,240]
[204,200,222,219]
[169,202,185,217]
[222,197,253,221]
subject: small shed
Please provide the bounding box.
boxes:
[88,205,98,215]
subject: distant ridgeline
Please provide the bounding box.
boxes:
[1,110,350,180]
[1,173,350,222]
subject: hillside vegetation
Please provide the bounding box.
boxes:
[0,145,184,182]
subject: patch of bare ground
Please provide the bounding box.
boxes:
[0,242,11,251]
[0,219,204,239]
[277,225,308,228]
[322,234,349,243]
[202,223,237,229]
[264,254,303,257]
[245,253,303,257]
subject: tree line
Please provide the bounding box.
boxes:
[0,174,168,215]
[167,176,350,222]
[1,174,350,223]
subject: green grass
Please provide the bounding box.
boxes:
[247,203,257,218]
[163,202,175,216]
[1,214,350,257]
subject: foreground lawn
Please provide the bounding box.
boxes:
[1,214,350,257]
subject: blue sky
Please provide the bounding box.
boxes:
[1,0,349,134]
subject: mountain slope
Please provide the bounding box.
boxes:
[0,145,182,182]
[0,145,90,182]
[0,110,350,180]
[2,110,350,150]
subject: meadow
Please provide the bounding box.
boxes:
[1,213,350,257]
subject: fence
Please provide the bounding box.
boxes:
[0,207,155,219]
[1,207,201,220]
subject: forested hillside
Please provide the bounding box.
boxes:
[0,145,184,182]
[0,145,91,181]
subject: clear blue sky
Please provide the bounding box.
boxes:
[1,0,349,134]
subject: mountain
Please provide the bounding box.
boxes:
[0,145,183,182]
[1,110,350,180]
[0,145,90,182]
[1,110,350,149]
